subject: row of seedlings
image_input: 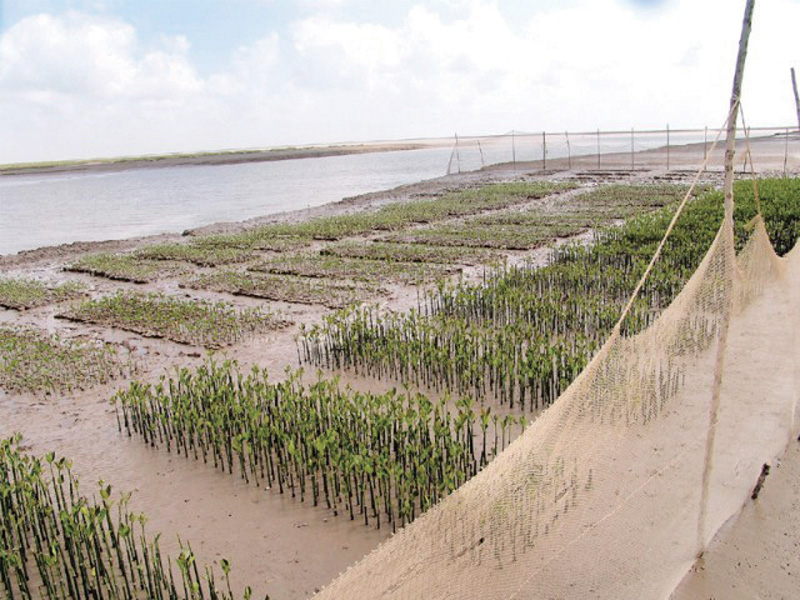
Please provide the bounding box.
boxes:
[298,179,800,413]
[0,435,261,600]
[113,360,524,531]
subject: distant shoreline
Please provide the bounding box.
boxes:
[0,142,437,177]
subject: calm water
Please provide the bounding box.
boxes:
[0,147,455,256]
[1,131,715,256]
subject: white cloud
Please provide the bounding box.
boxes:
[1,1,799,163]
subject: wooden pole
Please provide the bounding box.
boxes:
[666,123,670,170]
[722,0,755,219]
[791,67,800,131]
[697,0,756,559]
[565,131,572,170]
[704,126,708,160]
[631,127,635,170]
[596,128,601,169]
[785,127,790,176]
[455,133,461,174]
[511,130,516,166]
[542,131,546,170]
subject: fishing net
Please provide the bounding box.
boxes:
[313,176,799,596]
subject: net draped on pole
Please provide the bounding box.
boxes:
[313,191,800,597]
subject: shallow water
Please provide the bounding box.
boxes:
[0,147,456,256]
[0,131,717,257]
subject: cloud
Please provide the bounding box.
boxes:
[0,0,798,163]
[0,12,200,103]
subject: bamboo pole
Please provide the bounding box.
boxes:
[631,127,635,170]
[696,0,755,559]
[666,123,670,170]
[596,128,600,168]
[542,131,546,170]
[565,131,571,170]
[511,130,516,166]
[791,67,800,131]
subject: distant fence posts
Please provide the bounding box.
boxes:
[512,130,517,167]
[542,131,547,170]
[596,128,601,169]
[785,127,790,176]
[631,127,635,170]
[447,124,792,175]
[566,131,572,170]
[666,123,671,170]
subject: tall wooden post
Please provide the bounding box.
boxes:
[596,128,601,169]
[565,131,572,170]
[721,0,755,219]
[631,127,635,170]
[511,130,516,166]
[666,123,670,170]
[785,127,790,176]
[791,67,800,131]
[697,0,756,559]
[542,131,547,170]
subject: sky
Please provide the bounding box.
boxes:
[0,0,798,163]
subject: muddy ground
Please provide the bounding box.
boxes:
[1,136,798,599]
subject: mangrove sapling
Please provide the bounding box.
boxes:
[114,360,518,531]
[0,435,263,600]
[59,291,287,348]
[0,325,130,394]
[0,278,85,310]
[299,179,800,414]
[66,253,188,283]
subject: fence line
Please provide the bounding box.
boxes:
[444,124,799,175]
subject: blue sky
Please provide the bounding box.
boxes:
[1,0,798,162]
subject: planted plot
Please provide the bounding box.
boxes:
[190,232,311,253]
[66,253,187,283]
[0,436,258,600]
[59,292,284,348]
[301,179,800,412]
[115,360,523,531]
[384,220,583,250]
[0,278,84,310]
[563,183,690,217]
[190,182,575,247]
[322,241,499,266]
[184,270,379,309]
[250,254,460,285]
[135,242,255,267]
[0,325,126,394]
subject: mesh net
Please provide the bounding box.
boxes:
[313,202,800,598]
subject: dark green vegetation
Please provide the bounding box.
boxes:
[114,361,523,531]
[187,182,575,248]
[66,254,187,284]
[58,292,286,348]
[321,241,499,265]
[0,278,84,311]
[0,326,127,394]
[0,436,259,600]
[135,243,255,267]
[183,271,381,309]
[250,254,459,285]
[560,183,699,218]
[383,184,689,250]
[299,179,800,412]
[383,217,584,250]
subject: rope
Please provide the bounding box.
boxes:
[611,104,737,339]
